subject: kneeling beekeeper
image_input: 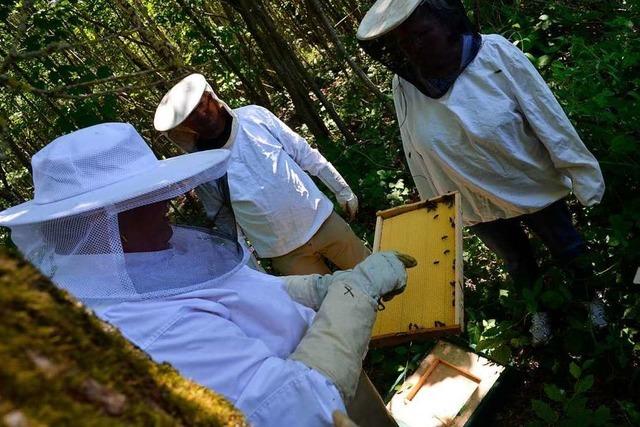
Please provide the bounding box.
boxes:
[154,74,369,276]
[0,123,416,427]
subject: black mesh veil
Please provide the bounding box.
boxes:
[358,0,481,99]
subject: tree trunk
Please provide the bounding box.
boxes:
[229,0,331,140]
[0,250,247,426]
[305,0,391,105]
[174,0,272,108]
[248,0,357,143]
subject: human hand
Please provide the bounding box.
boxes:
[284,251,416,309]
[336,188,358,221]
[342,251,416,300]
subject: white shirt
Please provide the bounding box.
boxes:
[96,265,345,427]
[393,34,605,225]
[199,106,334,258]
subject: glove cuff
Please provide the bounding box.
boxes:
[318,164,350,195]
[283,274,324,310]
[336,187,356,203]
[290,282,376,402]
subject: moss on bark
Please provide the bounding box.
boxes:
[0,250,247,426]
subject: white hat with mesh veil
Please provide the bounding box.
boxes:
[0,122,230,226]
[0,122,246,306]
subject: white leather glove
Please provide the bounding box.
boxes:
[334,251,414,300]
[317,164,359,221]
[283,251,416,310]
[336,188,359,222]
[282,273,326,311]
[288,252,416,403]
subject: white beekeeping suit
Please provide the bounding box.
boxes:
[356,0,604,226]
[154,74,369,276]
[0,123,413,427]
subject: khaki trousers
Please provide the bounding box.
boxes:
[270,211,371,275]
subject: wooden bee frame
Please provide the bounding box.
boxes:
[371,193,463,346]
[388,341,506,427]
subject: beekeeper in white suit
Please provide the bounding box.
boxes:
[0,123,415,426]
[154,74,369,275]
[356,0,606,344]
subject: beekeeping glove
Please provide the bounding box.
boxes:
[282,273,327,311]
[283,252,416,309]
[318,164,359,221]
[288,252,416,402]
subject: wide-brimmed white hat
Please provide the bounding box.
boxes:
[357,0,422,41]
[154,73,229,132]
[0,122,230,226]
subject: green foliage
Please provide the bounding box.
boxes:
[0,0,639,425]
[528,362,613,427]
[366,1,640,424]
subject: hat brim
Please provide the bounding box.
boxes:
[154,73,208,132]
[0,149,230,226]
[356,0,422,41]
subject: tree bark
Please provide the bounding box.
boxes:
[174,0,272,108]
[0,250,247,426]
[229,0,331,140]
[230,0,356,144]
[305,0,391,105]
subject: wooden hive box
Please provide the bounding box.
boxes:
[387,341,506,427]
[371,193,463,346]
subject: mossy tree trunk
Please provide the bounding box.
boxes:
[0,250,246,426]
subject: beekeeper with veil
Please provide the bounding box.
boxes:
[0,122,415,426]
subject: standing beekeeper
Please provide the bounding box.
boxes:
[153,73,369,275]
[0,122,416,427]
[356,0,606,344]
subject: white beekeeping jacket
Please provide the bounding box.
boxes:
[0,121,345,425]
[198,106,334,258]
[96,262,345,427]
[393,34,605,226]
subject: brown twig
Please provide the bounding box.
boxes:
[0,0,34,74]
[9,28,142,62]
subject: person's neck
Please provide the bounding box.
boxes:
[421,37,463,79]
[444,37,463,75]
[199,109,233,150]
